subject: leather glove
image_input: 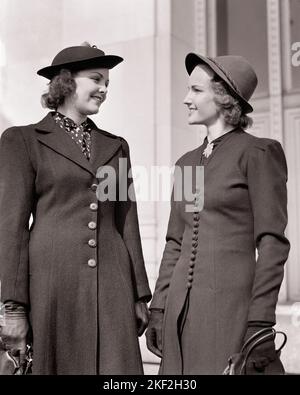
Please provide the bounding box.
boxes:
[145,309,164,358]
[243,326,284,375]
[0,303,30,366]
[135,301,150,337]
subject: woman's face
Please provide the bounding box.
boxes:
[70,67,109,116]
[183,65,220,126]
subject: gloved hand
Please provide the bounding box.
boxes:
[0,304,30,366]
[135,301,150,337]
[145,309,164,358]
[243,326,284,375]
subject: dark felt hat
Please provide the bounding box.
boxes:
[185,53,258,113]
[37,45,123,80]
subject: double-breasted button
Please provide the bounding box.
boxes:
[193,228,199,235]
[188,267,194,275]
[88,221,97,230]
[192,241,198,248]
[88,239,97,247]
[91,183,98,192]
[192,235,198,241]
[190,254,196,261]
[193,222,199,228]
[191,248,197,255]
[90,203,98,211]
[193,214,200,221]
[88,259,97,268]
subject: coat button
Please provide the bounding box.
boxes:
[192,241,198,248]
[187,275,193,282]
[193,222,199,228]
[193,228,199,235]
[190,254,196,261]
[88,259,97,268]
[187,282,192,289]
[88,239,97,247]
[189,261,195,268]
[191,248,197,254]
[88,221,97,230]
[188,267,194,275]
[193,214,200,221]
[91,183,98,192]
[192,235,198,241]
[90,203,98,211]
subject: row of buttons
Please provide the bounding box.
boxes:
[187,192,201,289]
[88,183,99,268]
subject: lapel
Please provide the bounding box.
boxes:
[35,112,122,176]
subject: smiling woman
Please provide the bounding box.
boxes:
[146,53,290,375]
[0,42,151,375]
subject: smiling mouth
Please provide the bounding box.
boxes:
[91,96,103,103]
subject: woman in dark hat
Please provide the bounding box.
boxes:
[0,42,151,374]
[146,54,290,374]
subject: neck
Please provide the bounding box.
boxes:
[57,104,87,125]
[206,120,233,143]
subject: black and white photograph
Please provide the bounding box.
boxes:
[0,0,299,381]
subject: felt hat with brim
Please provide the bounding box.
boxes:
[37,45,123,80]
[185,53,258,114]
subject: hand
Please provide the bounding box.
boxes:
[0,312,30,365]
[145,309,164,358]
[135,301,150,337]
[243,326,284,375]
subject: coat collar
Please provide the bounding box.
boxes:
[193,127,244,166]
[35,112,122,176]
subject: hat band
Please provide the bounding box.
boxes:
[207,57,242,98]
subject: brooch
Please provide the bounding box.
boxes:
[203,142,214,158]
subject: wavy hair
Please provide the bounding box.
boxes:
[211,77,253,129]
[41,69,76,110]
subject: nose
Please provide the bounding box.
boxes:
[183,91,192,105]
[99,84,108,95]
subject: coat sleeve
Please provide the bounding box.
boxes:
[150,165,185,310]
[0,128,35,307]
[115,138,151,302]
[246,139,290,324]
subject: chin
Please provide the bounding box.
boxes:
[87,107,100,115]
[188,118,201,125]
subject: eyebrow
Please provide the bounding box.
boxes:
[89,72,109,81]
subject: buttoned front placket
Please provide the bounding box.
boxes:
[187,190,201,290]
[87,182,99,268]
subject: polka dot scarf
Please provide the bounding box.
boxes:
[53,112,92,160]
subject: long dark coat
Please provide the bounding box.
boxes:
[0,112,151,375]
[150,129,290,374]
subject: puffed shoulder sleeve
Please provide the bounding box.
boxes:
[150,161,185,310]
[115,137,151,302]
[0,128,35,307]
[246,139,290,324]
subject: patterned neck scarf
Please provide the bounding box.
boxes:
[53,112,92,160]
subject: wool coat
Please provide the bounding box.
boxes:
[150,129,290,375]
[0,112,151,375]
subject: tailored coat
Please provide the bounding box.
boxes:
[150,128,290,375]
[0,112,151,375]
